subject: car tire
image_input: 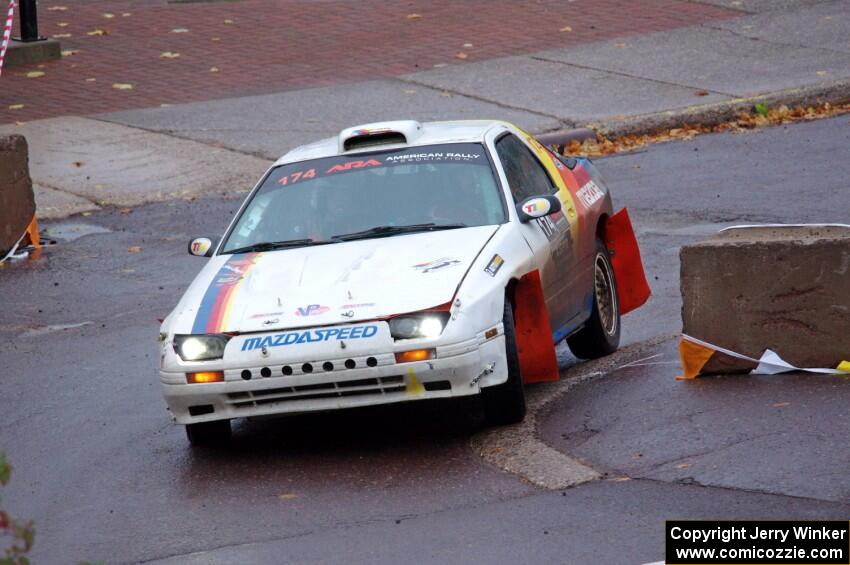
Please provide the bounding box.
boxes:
[567,237,621,359]
[482,298,526,426]
[185,419,232,446]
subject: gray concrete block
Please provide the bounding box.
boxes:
[0,134,35,254]
[680,225,850,371]
[5,39,61,67]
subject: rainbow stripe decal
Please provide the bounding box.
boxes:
[192,252,260,334]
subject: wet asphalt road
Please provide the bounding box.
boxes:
[1,115,849,564]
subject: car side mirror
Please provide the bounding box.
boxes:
[188,236,218,257]
[516,195,562,223]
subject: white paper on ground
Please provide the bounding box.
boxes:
[681,335,849,376]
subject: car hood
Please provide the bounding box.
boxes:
[172,225,499,334]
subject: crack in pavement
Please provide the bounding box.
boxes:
[470,334,675,490]
[528,55,738,98]
[701,22,850,57]
[392,76,573,127]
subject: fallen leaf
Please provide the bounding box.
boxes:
[209,66,219,73]
[127,246,142,253]
[122,12,132,17]
[211,37,221,41]
[694,90,710,96]
[439,90,451,97]
[772,402,791,408]
[463,42,473,48]
[85,78,97,82]
[118,208,132,214]
[120,268,135,273]
[72,161,84,167]
[81,211,93,217]
[47,6,68,11]
[61,49,79,57]
[171,28,189,33]
[56,22,69,27]
[223,19,234,24]
[103,13,114,18]
[615,42,627,48]
[26,71,45,78]
[611,477,631,482]
[8,104,24,110]
[433,63,447,68]
[406,13,422,20]
[455,52,468,60]
[559,26,573,32]
[278,493,298,500]
[675,463,692,469]
[404,89,416,94]
[742,25,753,30]
[52,33,72,38]
[87,29,108,36]
[816,70,828,76]
[160,103,173,107]
[112,83,134,90]
[160,51,180,59]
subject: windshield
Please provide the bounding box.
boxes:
[220,143,505,253]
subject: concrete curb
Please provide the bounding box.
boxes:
[588,78,850,139]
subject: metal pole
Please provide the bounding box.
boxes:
[18,0,45,42]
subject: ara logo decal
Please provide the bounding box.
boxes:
[295,304,330,317]
[241,325,379,351]
[326,159,382,174]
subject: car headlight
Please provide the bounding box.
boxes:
[389,313,449,339]
[173,334,231,361]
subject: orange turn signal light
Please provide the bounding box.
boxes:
[186,371,224,384]
[394,349,436,364]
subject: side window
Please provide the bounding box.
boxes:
[495,134,557,203]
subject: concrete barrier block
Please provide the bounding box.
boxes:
[680,226,850,372]
[0,134,35,255]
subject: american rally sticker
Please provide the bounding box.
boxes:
[576,180,604,208]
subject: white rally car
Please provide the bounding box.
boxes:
[159,120,650,445]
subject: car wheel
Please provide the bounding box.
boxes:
[567,237,621,359]
[482,298,526,426]
[185,419,232,446]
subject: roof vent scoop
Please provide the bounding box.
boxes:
[339,120,423,152]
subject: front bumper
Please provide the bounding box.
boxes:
[160,335,508,424]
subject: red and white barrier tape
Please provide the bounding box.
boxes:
[0,0,15,78]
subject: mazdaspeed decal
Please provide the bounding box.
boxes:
[192,253,260,334]
[241,325,379,351]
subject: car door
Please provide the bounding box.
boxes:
[494,132,581,333]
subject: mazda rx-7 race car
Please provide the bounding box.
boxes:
[159,120,650,445]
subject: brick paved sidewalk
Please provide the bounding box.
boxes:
[1,0,739,124]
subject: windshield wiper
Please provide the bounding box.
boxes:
[331,223,467,241]
[224,238,336,255]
